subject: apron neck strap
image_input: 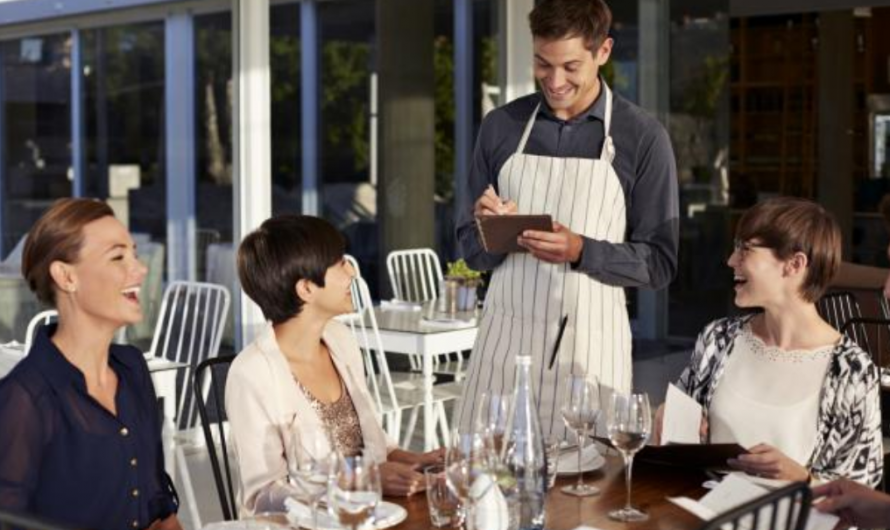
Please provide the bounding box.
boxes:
[515,81,614,157]
[515,102,541,155]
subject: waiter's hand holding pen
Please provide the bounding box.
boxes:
[474,185,517,217]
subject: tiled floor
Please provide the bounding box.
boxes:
[171,345,695,529]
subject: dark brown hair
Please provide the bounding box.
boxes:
[735,197,841,303]
[237,215,346,324]
[529,0,612,51]
[21,198,116,306]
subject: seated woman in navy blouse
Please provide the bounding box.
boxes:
[0,198,180,530]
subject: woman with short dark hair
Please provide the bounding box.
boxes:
[0,198,181,529]
[227,215,443,516]
[656,197,882,487]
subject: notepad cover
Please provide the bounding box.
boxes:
[475,214,553,254]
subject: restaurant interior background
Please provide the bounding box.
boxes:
[0,0,889,348]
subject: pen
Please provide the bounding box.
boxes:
[548,314,569,370]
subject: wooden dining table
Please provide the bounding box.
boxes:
[387,454,707,530]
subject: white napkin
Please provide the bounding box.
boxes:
[419,316,477,329]
[557,443,602,473]
[470,474,510,530]
[380,299,422,311]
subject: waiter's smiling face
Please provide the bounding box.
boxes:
[533,35,612,121]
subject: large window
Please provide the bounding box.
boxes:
[82,23,166,245]
[667,2,731,337]
[1,34,72,257]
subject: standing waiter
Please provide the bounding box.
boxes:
[454,0,679,437]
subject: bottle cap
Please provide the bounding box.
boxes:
[516,354,532,366]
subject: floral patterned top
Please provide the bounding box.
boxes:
[676,314,883,487]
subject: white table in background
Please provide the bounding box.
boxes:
[371,304,479,450]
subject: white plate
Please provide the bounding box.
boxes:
[203,516,290,530]
[555,447,606,476]
[286,501,408,530]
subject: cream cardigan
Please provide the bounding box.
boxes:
[225,320,397,515]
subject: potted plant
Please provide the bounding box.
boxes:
[443,259,483,312]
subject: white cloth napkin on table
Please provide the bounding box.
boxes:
[556,443,602,473]
[380,300,422,312]
[470,474,509,530]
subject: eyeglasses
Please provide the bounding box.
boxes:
[733,239,770,254]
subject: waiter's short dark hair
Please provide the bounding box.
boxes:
[237,215,346,324]
[735,197,841,303]
[529,0,612,52]
[22,198,115,306]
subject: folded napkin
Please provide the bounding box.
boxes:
[419,316,477,329]
[285,497,404,530]
[556,443,603,473]
[380,299,422,312]
[470,474,510,530]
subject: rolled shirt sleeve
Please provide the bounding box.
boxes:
[455,115,510,272]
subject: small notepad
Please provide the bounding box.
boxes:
[475,214,553,254]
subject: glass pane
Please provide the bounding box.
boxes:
[82,22,166,344]
[667,2,731,337]
[0,34,71,341]
[1,34,72,258]
[270,2,302,217]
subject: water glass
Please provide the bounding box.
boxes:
[330,455,382,530]
[544,435,562,490]
[607,392,652,522]
[288,431,334,530]
[424,464,460,528]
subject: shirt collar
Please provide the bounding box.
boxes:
[32,323,132,392]
[538,77,607,124]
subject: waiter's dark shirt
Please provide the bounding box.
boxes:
[0,324,178,529]
[456,86,679,289]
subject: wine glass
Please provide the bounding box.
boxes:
[445,429,497,530]
[559,373,601,497]
[329,455,382,530]
[288,431,334,530]
[607,392,652,522]
[474,391,511,456]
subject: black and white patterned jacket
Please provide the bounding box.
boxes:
[676,315,883,487]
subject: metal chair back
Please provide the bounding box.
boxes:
[194,354,238,521]
[698,482,811,530]
[386,248,443,303]
[24,310,57,354]
[148,281,230,430]
[817,290,862,332]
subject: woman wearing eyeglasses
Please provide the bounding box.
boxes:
[655,197,882,487]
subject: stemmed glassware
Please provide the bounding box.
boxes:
[474,391,512,456]
[607,392,652,522]
[288,431,335,530]
[445,429,497,530]
[559,373,601,497]
[329,455,382,530]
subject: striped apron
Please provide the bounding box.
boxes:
[456,83,632,438]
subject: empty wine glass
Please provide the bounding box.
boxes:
[607,392,651,522]
[288,430,334,530]
[445,429,497,530]
[559,373,601,497]
[474,391,511,456]
[329,455,381,530]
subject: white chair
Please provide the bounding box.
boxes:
[340,276,461,448]
[147,280,231,431]
[386,248,443,303]
[24,309,57,353]
[386,248,467,377]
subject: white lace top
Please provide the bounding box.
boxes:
[709,326,833,465]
